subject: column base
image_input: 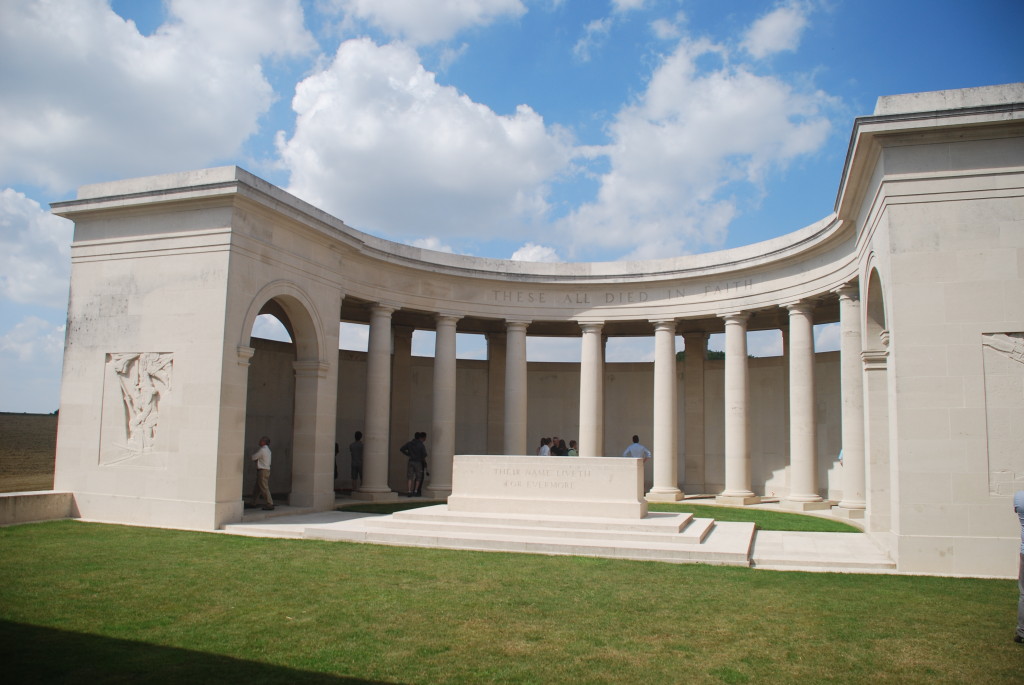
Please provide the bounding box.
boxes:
[425,487,452,499]
[350,490,399,502]
[780,498,833,512]
[716,494,761,506]
[831,505,866,519]
[646,488,684,502]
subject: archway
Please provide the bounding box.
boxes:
[862,265,892,536]
[240,283,325,509]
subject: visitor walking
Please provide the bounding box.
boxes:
[622,435,651,460]
[1015,490,1024,643]
[401,431,429,496]
[250,436,274,510]
[349,431,364,492]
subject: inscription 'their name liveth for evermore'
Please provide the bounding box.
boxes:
[491,279,754,306]
[493,466,592,489]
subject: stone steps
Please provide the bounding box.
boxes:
[302,505,755,566]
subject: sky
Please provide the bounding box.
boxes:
[1,0,1022,413]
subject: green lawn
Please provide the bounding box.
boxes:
[1,520,1020,683]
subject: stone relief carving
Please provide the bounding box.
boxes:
[982,333,1024,495]
[109,353,173,453]
[982,332,1024,364]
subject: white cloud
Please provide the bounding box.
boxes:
[410,237,456,253]
[742,2,810,59]
[0,316,65,364]
[573,17,612,62]
[0,315,66,412]
[612,0,646,12]
[510,243,560,262]
[328,0,526,45]
[0,0,315,194]
[0,189,73,309]
[279,38,575,241]
[559,35,835,260]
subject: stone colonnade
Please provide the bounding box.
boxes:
[351,293,866,514]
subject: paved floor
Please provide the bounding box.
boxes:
[222,495,899,574]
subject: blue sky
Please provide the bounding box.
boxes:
[1,0,1022,413]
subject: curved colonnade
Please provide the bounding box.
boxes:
[50,84,1024,576]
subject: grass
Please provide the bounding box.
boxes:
[340,500,862,533]
[1,520,1020,684]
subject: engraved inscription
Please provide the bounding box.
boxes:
[490,279,754,306]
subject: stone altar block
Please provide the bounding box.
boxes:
[446,455,649,519]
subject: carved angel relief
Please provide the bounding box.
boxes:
[108,353,173,453]
[982,333,1024,495]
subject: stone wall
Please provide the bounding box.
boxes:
[250,338,842,498]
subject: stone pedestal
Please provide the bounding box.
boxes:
[448,455,648,519]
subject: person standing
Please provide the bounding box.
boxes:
[622,435,651,460]
[349,431,364,492]
[1015,491,1024,644]
[567,440,578,456]
[401,432,429,497]
[251,436,274,511]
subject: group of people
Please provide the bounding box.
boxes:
[536,436,578,456]
[250,430,653,510]
[535,434,652,460]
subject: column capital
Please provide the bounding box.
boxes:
[783,300,814,315]
[237,345,255,367]
[578,321,605,334]
[833,282,859,301]
[681,330,710,341]
[650,319,678,333]
[505,319,531,333]
[293,360,329,379]
[435,312,463,325]
[718,311,750,324]
[370,302,399,316]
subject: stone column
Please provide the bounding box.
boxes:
[486,332,506,455]
[784,301,826,509]
[389,326,413,489]
[356,304,397,500]
[503,320,530,455]
[682,332,707,493]
[428,314,460,497]
[648,320,683,501]
[578,322,604,457]
[835,286,866,515]
[717,312,759,504]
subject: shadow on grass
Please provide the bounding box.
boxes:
[0,620,388,684]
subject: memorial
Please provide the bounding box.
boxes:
[34,83,1024,577]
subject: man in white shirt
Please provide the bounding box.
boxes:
[622,435,651,460]
[251,436,274,510]
[1015,491,1024,643]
